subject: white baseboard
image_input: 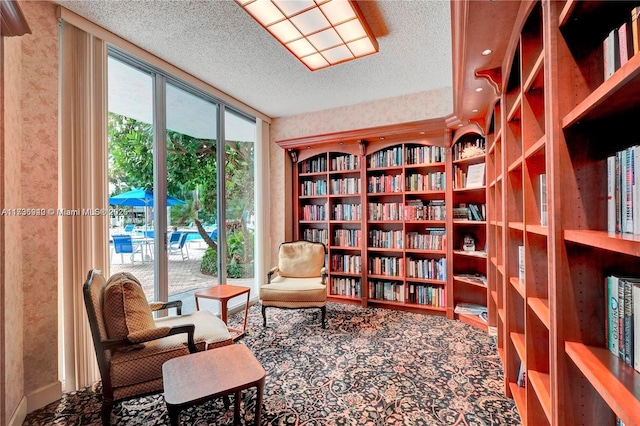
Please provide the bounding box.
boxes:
[26,380,62,413]
[7,396,27,426]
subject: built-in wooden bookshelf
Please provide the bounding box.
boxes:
[450,130,489,331]
[277,120,452,315]
[454,0,640,424]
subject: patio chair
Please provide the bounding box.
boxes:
[260,241,328,328]
[124,224,135,233]
[83,270,233,425]
[111,235,143,264]
[169,232,189,260]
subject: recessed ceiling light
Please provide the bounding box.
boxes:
[419,131,425,135]
[481,49,493,56]
[475,87,484,92]
[379,136,385,140]
[458,124,464,127]
[472,109,479,113]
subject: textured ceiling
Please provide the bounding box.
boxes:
[56,0,453,119]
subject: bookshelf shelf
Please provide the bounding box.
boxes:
[507,92,523,122]
[509,276,525,299]
[508,222,525,231]
[523,50,545,93]
[524,135,546,160]
[528,297,550,330]
[565,342,640,426]
[511,332,526,362]
[509,382,527,420]
[453,275,488,288]
[453,186,486,193]
[455,312,488,330]
[528,370,552,422]
[526,225,548,237]
[507,157,523,173]
[563,230,640,256]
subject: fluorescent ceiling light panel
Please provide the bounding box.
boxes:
[273,0,315,17]
[237,0,378,71]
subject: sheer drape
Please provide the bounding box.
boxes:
[59,20,109,390]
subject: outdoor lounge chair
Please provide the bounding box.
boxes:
[111,234,143,264]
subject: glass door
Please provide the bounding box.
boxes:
[165,82,220,308]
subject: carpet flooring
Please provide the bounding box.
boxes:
[24,303,521,425]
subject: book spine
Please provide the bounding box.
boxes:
[540,173,548,227]
[633,283,640,372]
[635,146,640,234]
[608,156,616,233]
[624,280,634,366]
[619,278,625,360]
[608,276,620,356]
[518,245,525,284]
[633,7,640,56]
[604,29,618,80]
[626,147,634,233]
[619,22,630,66]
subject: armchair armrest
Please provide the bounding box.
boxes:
[321,267,328,285]
[127,324,197,353]
[149,300,182,315]
[267,266,279,284]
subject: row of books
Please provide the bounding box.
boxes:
[332,203,361,221]
[606,275,640,372]
[607,146,640,234]
[299,156,328,174]
[330,277,361,297]
[369,229,403,249]
[603,8,640,82]
[331,154,359,172]
[408,284,446,307]
[330,177,360,195]
[368,202,403,221]
[369,281,404,303]
[368,256,404,277]
[406,257,446,281]
[406,145,446,165]
[333,229,361,248]
[302,229,328,245]
[454,302,488,323]
[406,229,446,250]
[405,172,446,192]
[368,174,403,193]
[453,163,486,189]
[369,147,403,168]
[301,204,326,221]
[452,203,486,221]
[405,200,446,221]
[300,179,328,196]
[330,254,362,274]
[452,138,485,161]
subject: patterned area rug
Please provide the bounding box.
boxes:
[24,303,521,425]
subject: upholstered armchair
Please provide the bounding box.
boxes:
[260,241,328,328]
[83,270,232,425]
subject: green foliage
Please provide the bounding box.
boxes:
[200,229,255,278]
[200,247,218,276]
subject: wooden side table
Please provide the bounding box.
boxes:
[195,284,251,340]
[162,344,265,426]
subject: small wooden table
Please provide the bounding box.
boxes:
[162,344,265,426]
[195,284,251,340]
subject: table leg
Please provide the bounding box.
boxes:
[168,407,181,426]
[233,391,242,426]
[255,380,264,426]
[221,300,229,324]
[243,291,250,332]
[195,296,200,311]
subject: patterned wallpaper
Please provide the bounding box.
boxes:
[2,1,59,419]
[268,88,452,265]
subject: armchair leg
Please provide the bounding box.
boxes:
[101,398,113,426]
[261,304,267,327]
[320,306,326,329]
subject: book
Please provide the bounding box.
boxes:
[608,155,616,233]
[454,302,487,315]
[518,245,525,284]
[517,362,526,387]
[619,278,625,360]
[604,28,619,80]
[633,282,640,372]
[623,279,634,366]
[618,22,633,67]
[633,7,640,56]
[465,163,486,189]
[539,173,547,227]
[608,276,620,356]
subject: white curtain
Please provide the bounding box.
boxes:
[59,20,110,390]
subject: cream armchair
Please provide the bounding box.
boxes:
[83,270,232,425]
[260,241,328,328]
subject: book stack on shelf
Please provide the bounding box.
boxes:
[603,7,640,81]
[454,302,488,323]
[607,146,640,234]
[606,275,640,372]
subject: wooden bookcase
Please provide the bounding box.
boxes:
[463,0,640,424]
[278,120,453,316]
[450,131,489,331]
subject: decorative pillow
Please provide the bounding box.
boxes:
[278,241,325,278]
[103,272,155,350]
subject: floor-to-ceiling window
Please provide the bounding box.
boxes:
[107,50,257,312]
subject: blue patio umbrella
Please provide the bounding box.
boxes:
[108,188,186,207]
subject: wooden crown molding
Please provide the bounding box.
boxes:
[1,0,31,37]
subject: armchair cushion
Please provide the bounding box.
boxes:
[103,272,155,350]
[278,240,325,278]
[260,276,326,304]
